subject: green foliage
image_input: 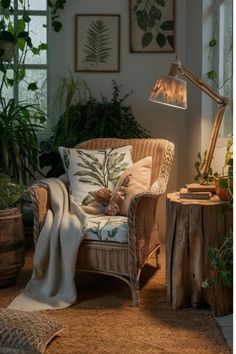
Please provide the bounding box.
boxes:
[83,20,111,67]
[225,136,233,173]
[47,0,67,32]
[207,31,232,88]
[0,1,47,96]
[133,0,174,49]
[194,151,214,184]
[40,80,150,177]
[0,97,45,184]
[202,230,233,288]
[0,173,25,209]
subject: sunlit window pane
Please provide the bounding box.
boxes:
[18,0,47,11]
[21,16,47,65]
[219,0,232,136]
[19,69,47,115]
[0,70,13,102]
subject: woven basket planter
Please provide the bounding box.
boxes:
[0,208,25,287]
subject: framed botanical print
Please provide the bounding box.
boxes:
[75,14,120,72]
[129,0,175,53]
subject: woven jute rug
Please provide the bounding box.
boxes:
[0,245,231,354]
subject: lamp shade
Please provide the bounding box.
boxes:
[149,76,187,110]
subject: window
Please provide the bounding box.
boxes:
[1,0,48,117]
[215,0,233,137]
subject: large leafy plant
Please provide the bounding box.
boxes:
[0,97,45,184]
[40,80,150,177]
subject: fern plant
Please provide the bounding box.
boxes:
[83,20,111,67]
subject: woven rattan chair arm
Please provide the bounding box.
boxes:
[26,183,51,244]
[26,177,70,244]
[127,192,161,271]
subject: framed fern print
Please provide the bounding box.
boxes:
[129,0,175,53]
[75,14,120,72]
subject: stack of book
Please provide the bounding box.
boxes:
[179,183,216,200]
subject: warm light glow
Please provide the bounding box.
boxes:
[149,76,187,110]
[149,60,228,176]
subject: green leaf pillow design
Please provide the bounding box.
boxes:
[85,215,128,243]
[58,145,133,207]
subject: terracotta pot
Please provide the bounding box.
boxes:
[215,176,233,201]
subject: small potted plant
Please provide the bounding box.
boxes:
[214,137,233,201]
[202,229,233,316]
[0,173,25,287]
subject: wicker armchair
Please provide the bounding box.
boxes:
[28,138,174,306]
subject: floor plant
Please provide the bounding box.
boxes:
[40,79,150,177]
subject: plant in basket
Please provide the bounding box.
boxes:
[0,173,25,210]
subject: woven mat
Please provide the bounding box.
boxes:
[0,245,230,354]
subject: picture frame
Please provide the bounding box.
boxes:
[75,14,120,72]
[129,0,175,53]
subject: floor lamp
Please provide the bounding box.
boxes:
[149,61,228,180]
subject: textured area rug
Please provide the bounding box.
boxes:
[0,245,230,354]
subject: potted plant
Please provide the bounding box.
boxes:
[40,79,150,177]
[202,229,233,316]
[214,137,233,201]
[0,96,46,184]
[0,173,25,287]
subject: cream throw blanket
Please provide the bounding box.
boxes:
[8,178,88,311]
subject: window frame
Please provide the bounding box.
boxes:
[11,1,49,129]
[214,0,233,137]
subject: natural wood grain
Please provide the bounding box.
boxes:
[166,193,232,311]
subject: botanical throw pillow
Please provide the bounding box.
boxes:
[105,156,152,216]
[0,308,63,354]
[58,145,133,208]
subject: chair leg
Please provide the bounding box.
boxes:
[156,247,161,269]
[129,271,141,307]
[131,287,140,307]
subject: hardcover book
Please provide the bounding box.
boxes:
[179,188,212,200]
[185,183,216,193]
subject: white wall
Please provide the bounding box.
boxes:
[49,0,189,240]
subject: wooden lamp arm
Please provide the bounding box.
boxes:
[176,62,228,176]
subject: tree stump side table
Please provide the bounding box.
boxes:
[166,192,232,310]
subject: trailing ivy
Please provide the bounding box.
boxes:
[47,0,67,32]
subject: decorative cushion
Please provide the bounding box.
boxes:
[106,156,152,216]
[0,308,63,354]
[85,215,128,243]
[58,145,133,208]
[105,181,129,216]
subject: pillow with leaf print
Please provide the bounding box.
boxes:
[58,145,133,211]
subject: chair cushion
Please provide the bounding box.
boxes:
[85,215,128,243]
[0,308,62,354]
[58,145,133,209]
[105,156,152,216]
